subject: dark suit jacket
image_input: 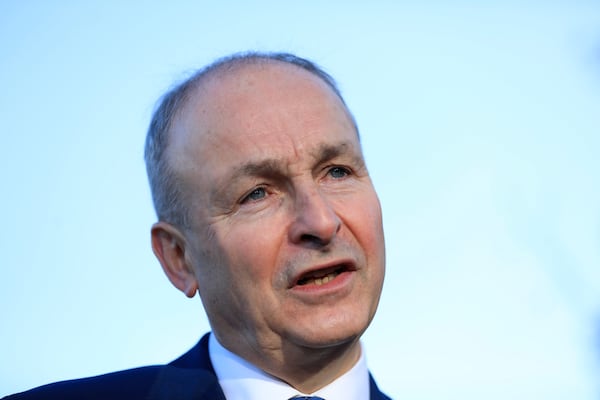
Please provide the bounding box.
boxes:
[4,334,391,399]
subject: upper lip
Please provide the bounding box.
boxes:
[289,259,357,288]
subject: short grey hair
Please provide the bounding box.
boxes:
[144,51,354,228]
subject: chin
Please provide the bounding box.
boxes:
[290,314,369,350]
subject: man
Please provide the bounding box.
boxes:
[5,52,389,399]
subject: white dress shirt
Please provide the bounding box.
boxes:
[209,333,370,400]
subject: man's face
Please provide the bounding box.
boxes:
[169,63,385,357]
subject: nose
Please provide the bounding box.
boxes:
[288,186,341,247]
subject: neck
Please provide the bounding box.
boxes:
[218,334,362,393]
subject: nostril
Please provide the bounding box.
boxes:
[299,233,330,248]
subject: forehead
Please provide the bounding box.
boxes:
[169,62,360,182]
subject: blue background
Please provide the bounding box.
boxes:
[1,2,599,398]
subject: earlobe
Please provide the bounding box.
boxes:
[151,222,199,298]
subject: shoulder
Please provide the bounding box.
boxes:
[3,366,164,400]
[4,334,224,400]
[4,365,223,400]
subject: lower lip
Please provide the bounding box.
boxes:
[290,270,354,296]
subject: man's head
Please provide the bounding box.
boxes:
[145,52,385,390]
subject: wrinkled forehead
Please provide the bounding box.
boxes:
[167,62,359,170]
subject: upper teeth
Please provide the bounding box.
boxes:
[301,271,339,286]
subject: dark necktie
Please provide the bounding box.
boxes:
[289,397,325,400]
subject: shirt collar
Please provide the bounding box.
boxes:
[209,333,370,400]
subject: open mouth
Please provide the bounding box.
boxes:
[295,265,349,287]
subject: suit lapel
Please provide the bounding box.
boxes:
[147,334,226,400]
[369,374,392,400]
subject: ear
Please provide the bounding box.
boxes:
[151,221,199,298]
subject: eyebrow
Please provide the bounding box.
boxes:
[209,159,286,202]
[233,158,286,180]
[310,142,353,164]
[311,141,366,171]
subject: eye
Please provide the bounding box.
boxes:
[328,166,350,179]
[241,187,267,204]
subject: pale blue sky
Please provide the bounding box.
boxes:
[1,2,599,398]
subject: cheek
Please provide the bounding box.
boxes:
[194,222,284,318]
[217,220,284,284]
[342,194,384,251]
